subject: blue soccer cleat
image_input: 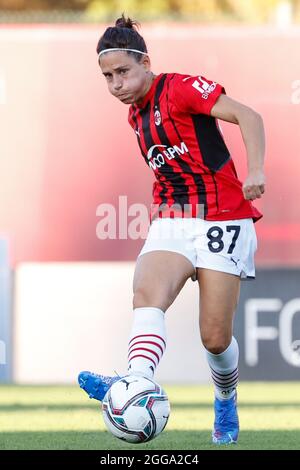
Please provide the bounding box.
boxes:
[212,392,239,445]
[78,371,122,402]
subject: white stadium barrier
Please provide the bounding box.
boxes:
[0,238,12,382]
[13,262,211,384]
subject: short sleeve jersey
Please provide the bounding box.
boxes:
[128,72,262,222]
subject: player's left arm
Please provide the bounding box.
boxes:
[211,94,265,201]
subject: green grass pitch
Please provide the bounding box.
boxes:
[0,382,299,450]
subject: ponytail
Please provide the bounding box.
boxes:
[96,14,147,62]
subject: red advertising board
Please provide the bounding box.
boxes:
[0,25,299,266]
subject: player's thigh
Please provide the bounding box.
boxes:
[197,268,241,352]
[133,250,195,311]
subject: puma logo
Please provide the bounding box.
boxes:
[121,378,138,390]
[230,257,239,266]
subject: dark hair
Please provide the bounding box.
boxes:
[96,14,148,62]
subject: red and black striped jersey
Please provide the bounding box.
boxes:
[128,72,262,222]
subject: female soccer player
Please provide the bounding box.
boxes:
[78,15,265,445]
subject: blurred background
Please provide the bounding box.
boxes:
[0,0,300,387]
[0,0,300,23]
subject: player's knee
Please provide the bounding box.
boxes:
[201,334,231,355]
[133,287,159,309]
[133,291,149,309]
[133,286,169,311]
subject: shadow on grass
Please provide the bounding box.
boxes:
[1,402,300,412]
[0,430,300,450]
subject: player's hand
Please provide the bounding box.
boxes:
[243,170,265,201]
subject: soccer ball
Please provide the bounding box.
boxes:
[102,375,170,443]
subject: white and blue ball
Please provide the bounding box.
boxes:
[102,375,170,443]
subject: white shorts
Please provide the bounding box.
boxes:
[138,217,257,281]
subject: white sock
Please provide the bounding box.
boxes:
[205,337,239,400]
[128,307,166,379]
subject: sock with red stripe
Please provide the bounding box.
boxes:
[205,336,239,401]
[128,307,166,379]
